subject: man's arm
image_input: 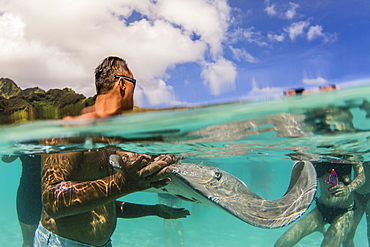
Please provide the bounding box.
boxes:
[116,201,190,219]
[42,152,173,219]
[63,112,99,120]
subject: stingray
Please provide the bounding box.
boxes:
[109,155,317,229]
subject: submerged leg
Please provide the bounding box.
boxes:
[322,210,353,247]
[19,222,38,247]
[163,220,173,247]
[173,219,184,247]
[158,193,185,247]
[343,200,364,247]
[275,208,324,247]
[366,205,370,247]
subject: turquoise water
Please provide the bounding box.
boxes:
[1,85,370,246]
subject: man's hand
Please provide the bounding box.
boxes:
[118,153,175,193]
[154,204,190,219]
[1,154,20,163]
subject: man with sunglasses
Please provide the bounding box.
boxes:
[64,57,137,119]
[34,57,190,246]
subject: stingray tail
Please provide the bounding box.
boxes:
[220,161,317,228]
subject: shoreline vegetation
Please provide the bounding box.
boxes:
[0,77,231,125]
[0,78,95,124]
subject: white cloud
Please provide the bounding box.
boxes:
[137,79,183,106]
[302,77,328,85]
[229,47,259,63]
[307,25,337,43]
[285,2,300,20]
[280,22,337,43]
[120,19,206,79]
[242,27,268,46]
[247,77,282,98]
[264,2,277,16]
[267,33,285,42]
[227,26,267,46]
[248,86,282,97]
[0,12,88,92]
[338,77,370,89]
[307,25,324,40]
[153,0,231,59]
[201,58,237,96]
[264,1,301,20]
[284,21,310,40]
[0,0,234,107]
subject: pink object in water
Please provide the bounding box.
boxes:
[325,169,338,189]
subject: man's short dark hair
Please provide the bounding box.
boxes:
[94,56,130,95]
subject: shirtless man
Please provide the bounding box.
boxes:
[33,56,190,246]
[63,56,135,119]
[274,160,364,247]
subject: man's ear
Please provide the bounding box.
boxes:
[118,80,126,94]
[117,79,126,89]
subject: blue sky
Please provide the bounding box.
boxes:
[1,0,369,107]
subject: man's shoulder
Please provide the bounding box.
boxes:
[42,151,84,165]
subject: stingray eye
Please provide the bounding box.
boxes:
[214,172,222,180]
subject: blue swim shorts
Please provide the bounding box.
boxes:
[33,223,112,247]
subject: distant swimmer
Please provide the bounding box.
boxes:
[283,87,305,96]
[284,84,338,96]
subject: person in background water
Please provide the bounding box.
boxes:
[283,84,337,96]
[343,161,370,247]
[1,154,42,247]
[344,101,370,246]
[274,159,364,247]
[158,193,185,247]
[33,56,190,247]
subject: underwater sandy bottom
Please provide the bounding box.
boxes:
[1,195,367,247]
[0,213,367,246]
[0,162,368,247]
[110,197,368,247]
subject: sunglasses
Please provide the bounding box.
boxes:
[114,75,136,87]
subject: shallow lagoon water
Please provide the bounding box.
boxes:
[1,85,370,246]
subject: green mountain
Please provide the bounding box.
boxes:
[0,78,95,124]
[0,78,22,99]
